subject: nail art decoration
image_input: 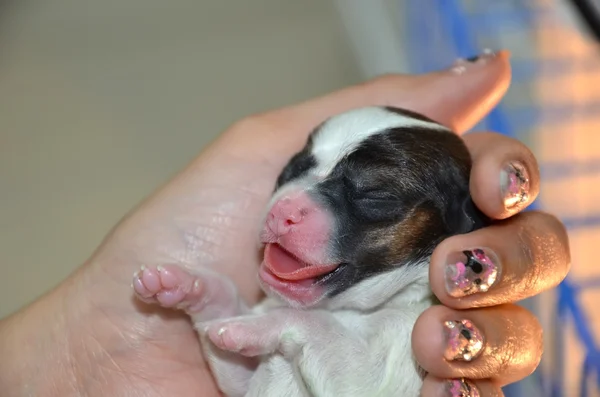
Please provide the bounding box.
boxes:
[451,49,498,74]
[468,48,496,61]
[445,249,499,297]
[443,319,484,361]
[451,65,468,75]
[501,161,530,209]
[446,378,481,397]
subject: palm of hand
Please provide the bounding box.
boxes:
[77,120,297,396]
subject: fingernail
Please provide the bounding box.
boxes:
[445,248,499,297]
[443,319,484,361]
[445,378,481,397]
[451,48,500,74]
[500,161,530,209]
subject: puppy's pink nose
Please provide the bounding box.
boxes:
[266,198,307,236]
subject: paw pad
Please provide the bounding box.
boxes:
[132,264,203,308]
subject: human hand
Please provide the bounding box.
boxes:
[0,51,569,397]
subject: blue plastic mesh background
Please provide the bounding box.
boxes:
[399,1,600,396]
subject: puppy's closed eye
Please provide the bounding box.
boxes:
[354,187,399,201]
[343,175,399,201]
[351,194,406,225]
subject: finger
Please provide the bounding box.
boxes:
[430,211,570,309]
[273,50,511,135]
[464,131,541,219]
[412,304,543,386]
[221,50,511,165]
[420,375,503,397]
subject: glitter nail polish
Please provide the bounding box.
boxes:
[463,50,494,62]
[443,319,484,361]
[451,49,498,73]
[445,248,499,298]
[500,161,530,209]
[446,378,481,397]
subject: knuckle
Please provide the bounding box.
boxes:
[495,307,543,380]
[510,221,540,293]
[496,347,515,378]
[532,211,571,277]
[514,212,571,290]
[530,318,544,372]
[517,309,544,375]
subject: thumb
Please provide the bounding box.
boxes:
[231,50,511,156]
[211,51,511,168]
[282,50,511,135]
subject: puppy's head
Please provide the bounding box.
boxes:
[258,106,487,309]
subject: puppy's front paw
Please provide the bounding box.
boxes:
[132,264,205,311]
[205,317,280,357]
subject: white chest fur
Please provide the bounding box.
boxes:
[240,294,433,397]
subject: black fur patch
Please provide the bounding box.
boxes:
[318,122,486,296]
[274,134,317,191]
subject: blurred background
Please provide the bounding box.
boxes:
[0,0,361,317]
[1,0,600,396]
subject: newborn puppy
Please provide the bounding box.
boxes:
[132,106,489,396]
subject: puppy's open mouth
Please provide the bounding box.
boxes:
[262,243,339,282]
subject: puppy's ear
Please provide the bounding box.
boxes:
[445,192,489,235]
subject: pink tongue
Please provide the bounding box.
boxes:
[264,244,338,281]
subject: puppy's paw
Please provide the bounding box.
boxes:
[205,317,279,357]
[132,264,205,311]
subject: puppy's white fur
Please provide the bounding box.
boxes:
[310,106,445,177]
[195,266,433,397]
[192,107,448,396]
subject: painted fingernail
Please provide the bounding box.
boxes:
[500,161,530,209]
[445,378,481,397]
[443,319,484,361]
[445,248,499,297]
[451,48,499,74]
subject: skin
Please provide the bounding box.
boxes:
[0,51,570,397]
